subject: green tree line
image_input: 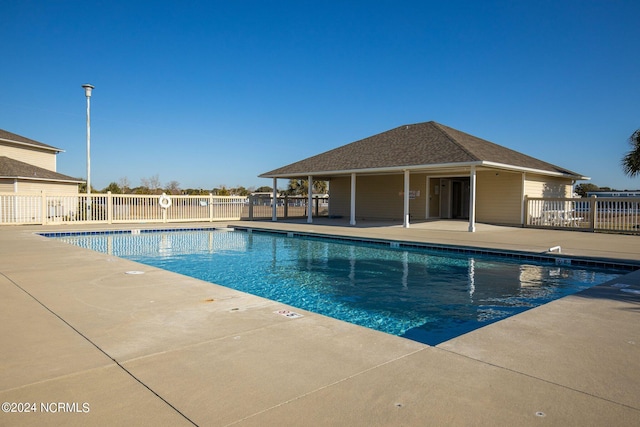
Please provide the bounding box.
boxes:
[80,176,328,197]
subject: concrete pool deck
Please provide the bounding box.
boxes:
[0,220,638,426]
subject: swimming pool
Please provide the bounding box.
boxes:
[50,228,624,345]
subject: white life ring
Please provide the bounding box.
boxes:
[159,194,172,209]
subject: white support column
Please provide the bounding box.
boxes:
[350,173,356,226]
[468,166,477,232]
[307,175,313,223]
[520,172,526,226]
[403,170,410,228]
[272,178,278,221]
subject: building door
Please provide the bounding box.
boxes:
[440,179,452,218]
[451,178,470,219]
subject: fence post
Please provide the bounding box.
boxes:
[589,195,597,231]
[522,195,529,227]
[209,193,214,222]
[107,191,113,224]
[284,195,288,218]
[162,196,168,223]
[248,195,254,220]
[41,191,47,225]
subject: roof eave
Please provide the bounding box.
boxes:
[260,160,590,181]
[0,176,84,184]
[480,161,589,180]
[0,138,63,153]
[259,161,485,179]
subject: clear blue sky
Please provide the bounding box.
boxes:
[2,0,639,191]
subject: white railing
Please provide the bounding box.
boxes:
[247,195,329,220]
[0,192,247,225]
[525,196,640,233]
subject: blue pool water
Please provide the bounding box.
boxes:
[51,229,624,345]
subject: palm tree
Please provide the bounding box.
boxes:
[622,129,640,177]
[286,179,328,195]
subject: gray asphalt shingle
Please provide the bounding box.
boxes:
[0,156,82,182]
[260,121,583,178]
[0,129,61,152]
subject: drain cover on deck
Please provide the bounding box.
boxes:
[125,270,145,275]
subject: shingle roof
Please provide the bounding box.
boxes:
[0,129,62,152]
[0,156,83,183]
[260,121,585,179]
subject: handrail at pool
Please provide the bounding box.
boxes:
[524,195,640,234]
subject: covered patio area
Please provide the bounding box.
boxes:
[260,121,587,232]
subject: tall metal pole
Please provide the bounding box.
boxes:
[82,84,94,218]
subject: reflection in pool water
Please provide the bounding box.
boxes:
[54,229,623,345]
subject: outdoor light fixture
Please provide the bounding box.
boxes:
[82,84,94,218]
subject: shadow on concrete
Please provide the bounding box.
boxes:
[570,269,640,312]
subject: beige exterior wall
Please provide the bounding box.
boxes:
[357,175,404,220]
[0,144,57,170]
[0,179,17,192]
[328,176,350,218]
[329,173,426,221]
[523,174,574,222]
[16,181,79,194]
[524,174,572,198]
[475,170,523,225]
[427,178,441,218]
[475,171,572,225]
[328,170,574,225]
[409,173,427,220]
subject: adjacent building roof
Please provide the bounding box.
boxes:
[0,156,83,183]
[0,129,62,153]
[260,121,587,179]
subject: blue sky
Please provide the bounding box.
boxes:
[2,0,639,191]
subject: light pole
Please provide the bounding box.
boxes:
[82,84,94,219]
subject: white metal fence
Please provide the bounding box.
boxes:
[525,196,640,233]
[0,192,248,225]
